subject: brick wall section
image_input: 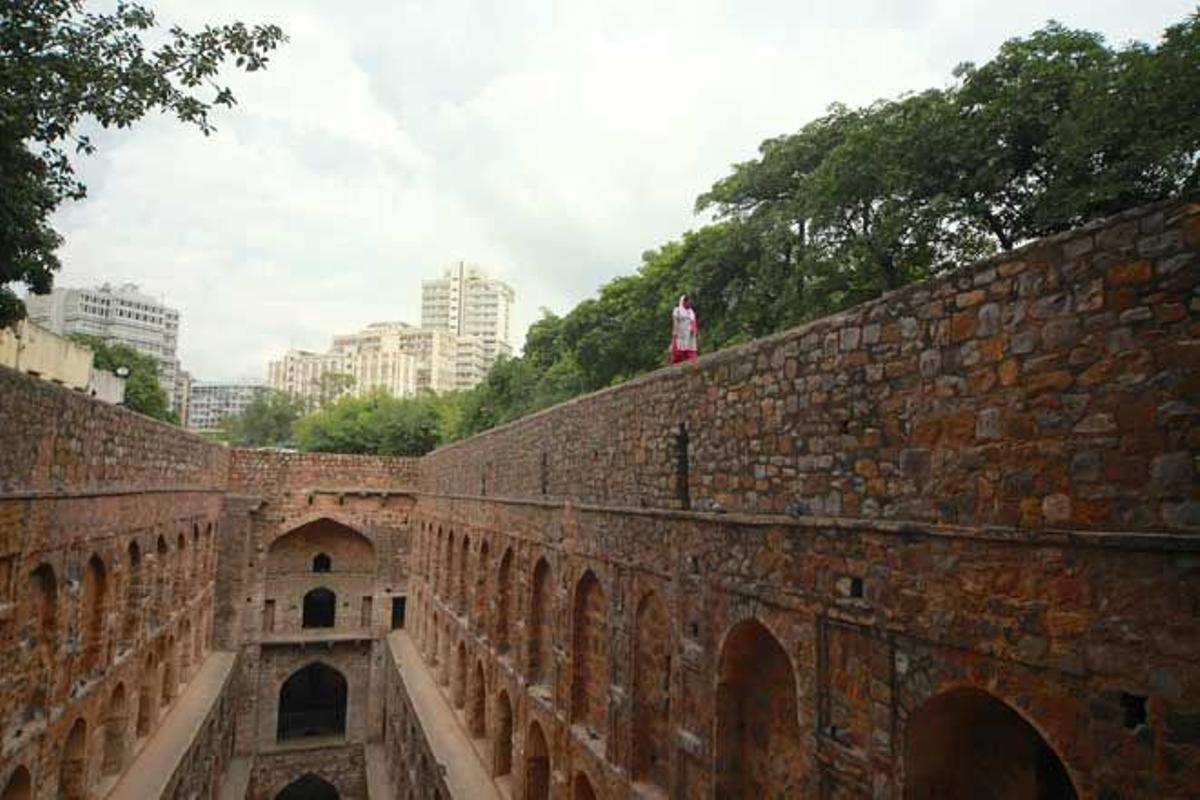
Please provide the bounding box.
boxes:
[410,494,1200,799]
[0,368,225,800]
[0,365,227,493]
[421,200,1200,533]
[227,450,419,496]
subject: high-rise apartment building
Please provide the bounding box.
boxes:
[25,282,181,408]
[186,382,267,432]
[267,322,455,408]
[421,262,514,385]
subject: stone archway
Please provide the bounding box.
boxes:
[469,660,487,738]
[1,766,31,800]
[494,690,513,778]
[904,687,1077,799]
[60,717,87,800]
[573,772,597,800]
[714,618,802,798]
[570,569,608,738]
[277,662,348,742]
[528,558,553,685]
[274,773,339,800]
[524,720,550,800]
[82,554,108,674]
[633,590,670,790]
[496,548,513,653]
[302,588,336,629]
[102,683,128,776]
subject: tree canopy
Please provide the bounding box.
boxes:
[0,0,286,326]
[72,334,173,421]
[221,390,305,447]
[448,14,1199,441]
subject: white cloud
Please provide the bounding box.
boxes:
[53,0,1195,381]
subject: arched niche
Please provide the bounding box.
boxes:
[494,691,513,777]
[302,588,336,629]
[267,519,375,575]
[277,662,348,742]
[60,717,87,800]
[633,591,670,790]
[570,569,608,738]
[525,720,550,800]
[528,558,553,685]
[904,687,1077,799]
[714,618,802,797]
[1,766,31,800]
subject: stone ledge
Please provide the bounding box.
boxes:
[387,631,502,800]
[414,491,1200,551]
[105,651,237,800]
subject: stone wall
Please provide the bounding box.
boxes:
[221,448,419,798]
[247,744,367,800]
[407,200,1200,800]
[0,366,227,800]
[421,200,1199,533]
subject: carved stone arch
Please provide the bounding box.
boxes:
[102,682,128,775]
[714,617,804,798]
[570,568,608,738]
[1,765,32,800]
[632,589,671,789]
[59,717,88,800]
[270,772,341,800]
[524,719,551,800]
[528,556,554,684]
[572,770,598,800]
[496,546,514,653]
[81,553,109,674]
[266,516,376,573]
[903,685,1078,800]
[276,661,348,742]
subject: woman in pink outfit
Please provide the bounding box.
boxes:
[670,294,698,364]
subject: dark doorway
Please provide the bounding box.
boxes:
[274,773,339,800]
[391,596,407,630]
[277,663,348,741]
[302,588,336,628]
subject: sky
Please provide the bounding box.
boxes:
[52,0,1195,382]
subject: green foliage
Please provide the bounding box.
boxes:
[451,13,1199,441]
[0,1,286,326]
[72,334,172,421]
[294,390,443,457]
[221,390,305,447]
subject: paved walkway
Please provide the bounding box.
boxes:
[106,652,237,800]
[388,631,502,800]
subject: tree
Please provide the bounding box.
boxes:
[72,334,172,421]
[294,390,443,457]
[445,14,1198,441]
[0,1,286,326]
[309,371,355,410]
[221,390,305,447]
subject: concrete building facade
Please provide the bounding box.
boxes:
[1,199,1198,800]
[25,283,181,410]
[186,382,268,433]
[421,262,515,385]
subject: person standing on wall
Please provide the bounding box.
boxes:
[670,294,698,364]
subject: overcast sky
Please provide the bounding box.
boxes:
[53,0,1193,382]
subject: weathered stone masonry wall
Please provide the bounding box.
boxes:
[220,450,420,798]
[422,200,1199,533]
[0,366,229,800]
[408,201,1200,799]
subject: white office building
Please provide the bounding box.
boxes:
[186,382,267,432]
[25,282,181,408]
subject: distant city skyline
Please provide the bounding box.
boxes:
[46,0,1193,382]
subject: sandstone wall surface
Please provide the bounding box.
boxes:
[421,200,1200,533]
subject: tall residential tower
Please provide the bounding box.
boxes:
[421,262,514,387]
